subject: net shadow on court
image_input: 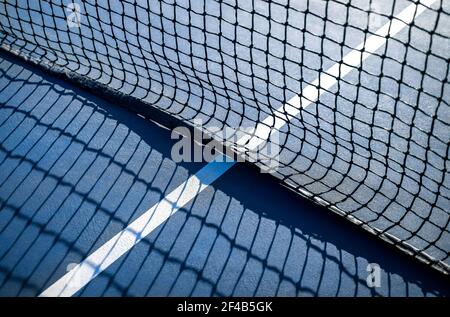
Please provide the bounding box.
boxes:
[0,53,448,296]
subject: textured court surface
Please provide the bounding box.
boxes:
[0,52,449,296]
[1,0,449,274]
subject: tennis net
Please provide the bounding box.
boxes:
[0,0,449,274]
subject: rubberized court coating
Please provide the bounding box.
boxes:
[0,52,449,296]
[1,0,449,274]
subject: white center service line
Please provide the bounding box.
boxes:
[40,0,435,297]
[238,0,436,151]
[40,159,235,297]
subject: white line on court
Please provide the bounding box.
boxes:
[238,0,436,151]
[40,159,235,297]
[40,0,435,297]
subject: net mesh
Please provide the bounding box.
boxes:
[0,0,449,274]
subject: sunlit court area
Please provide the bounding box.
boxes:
[0,0,449,298]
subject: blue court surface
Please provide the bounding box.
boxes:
[0,51,449,297]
